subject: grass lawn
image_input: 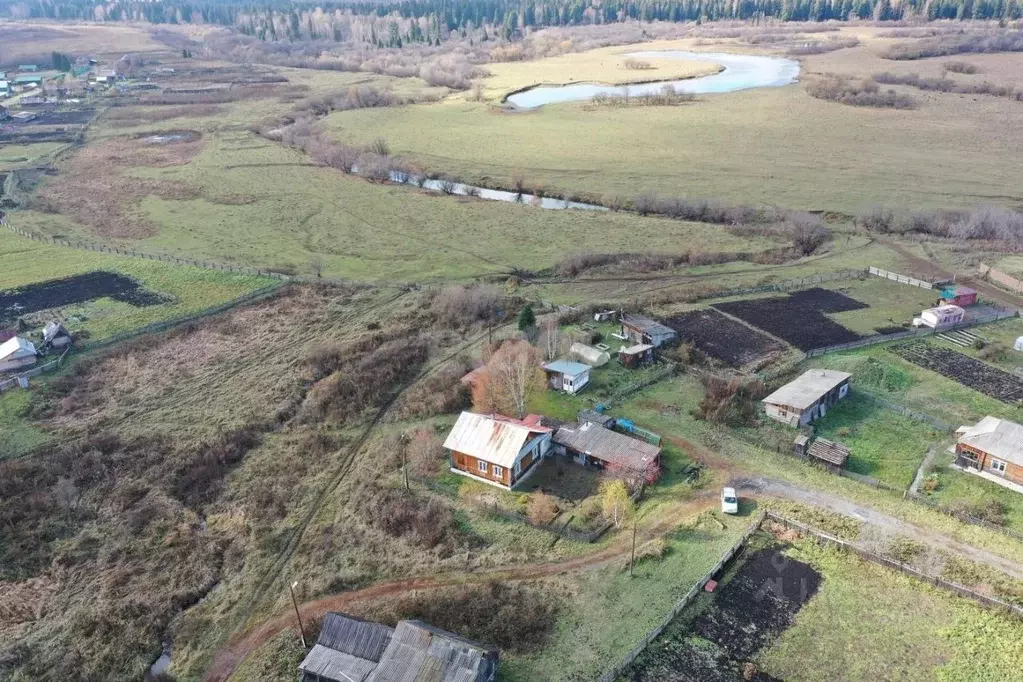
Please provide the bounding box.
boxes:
[499,515,747,682]
[812,393,944,489]
[0,230,275,341]
[0,142,67,171]
[323,31,1023,213]
[926,450,1023,533]
[759,540,1023,681]
[0,389,50,458]
[823,277,938,336]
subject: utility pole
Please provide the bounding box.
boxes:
[400,431,410,492]
[630,519,638,578]
[290,581,307,648]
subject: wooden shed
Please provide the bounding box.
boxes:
[807,438,850,473]
[618,343,654,368]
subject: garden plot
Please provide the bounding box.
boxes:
[714,288,866,351]
[665,309,784,368]
[0,271,167,322]
[891,341,1023,404]
[622,545,820,682]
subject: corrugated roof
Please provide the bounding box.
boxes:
[300,644,379,682]
[553,421,660,471]
[807,438,850,466]
[762,369,851,410]
[443,412,551,468]
[370,620,496,682]
[543,360,590,377]
[922,304,964,316]
[317,612,394,662]
[957,416,1023,466]
[621,314,675,337]
[0,336,36,362]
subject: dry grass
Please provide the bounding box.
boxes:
[102,105,226,126]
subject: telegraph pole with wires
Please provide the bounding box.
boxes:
[289,581,308,648]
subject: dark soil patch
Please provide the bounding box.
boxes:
[623,547,821,681]
[874,325,907,335]
[890,341,1023,403]
[714,288,866,351]
[0,271,167,322]
[26,109,97,126]
[665,309,784,367]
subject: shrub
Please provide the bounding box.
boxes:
[694,376,767,427]
[527,491,560,525]
[945,60,979,74]
[921,474,939,493]
[950,499,1007,526]
[430,284,506,327]
[366,487,460,549]
[806,75,918,109]
[888,536,926,564]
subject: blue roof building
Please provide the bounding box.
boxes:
[542,360,591,394]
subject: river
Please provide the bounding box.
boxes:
[505,51,800,109]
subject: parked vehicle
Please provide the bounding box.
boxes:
[721,487,739,514]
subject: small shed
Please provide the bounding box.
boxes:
[570,342,610,367]
[807,438,850,472]
[18,65,40,72]
[619,343,654,368]
[913,305,964,329]
[542,359,591,394]
[42,321,72,350]
[593,310,617,322]
[939,286,977,307]
[0,336,38,373]
[578,409,616,429]
[620,314,676,348]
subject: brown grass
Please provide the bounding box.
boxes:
[102,105,226,126]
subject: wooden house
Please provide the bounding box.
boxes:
[762,369,851,427]
[954,417,1023,490]
[299,611,499,682]
[542,359,590,394]
[553,419,661,480]
[618,343,654,368]
[443,411,553,489]
[0,336,37,373]
[939,285,978,308]
[620,314,676,348]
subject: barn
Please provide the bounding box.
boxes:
[620,314,676,348]
[762,369,851,427]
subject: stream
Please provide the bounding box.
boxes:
[506,50,800,108]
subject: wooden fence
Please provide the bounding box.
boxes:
[0,347,70,393]
[868,266,948,290]
[596,512,767,682]
[979,263,1023,294]
[805,309,1017,357]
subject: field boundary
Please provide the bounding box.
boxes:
[979,263,1023,294]
[596,511,767,682]
[598,510,1023,682]
[868,266,948,290]
[903,490,1023,543]
[0,346,70,393]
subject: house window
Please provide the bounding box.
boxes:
[493,466,503,479]
[477,460,488,473]
[991,459,1007,475]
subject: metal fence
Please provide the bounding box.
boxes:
[596,512,767,682]
[805,309,1017,357]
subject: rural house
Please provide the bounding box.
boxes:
[953,417,1023,492]
[618,343,654,368]
[444,411,553,489]
[553,419,661,480]
[542,359,591,394]
[762,369,852,427]
[18,65,39,72]
[13,75,43,87]
[913,304,964,329]
[939,285,978,307]
[620,314,677,348]
[0,83,9,98]
[0,337,38,373]
[299,612,499,682]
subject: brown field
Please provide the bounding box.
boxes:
[0,21,166,62]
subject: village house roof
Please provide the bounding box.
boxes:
[922,304,964,316]
[13,75,42,84]
[542,360,590,377]
[299,613,498,682]
[619,343,653,355]
[0,81,8,91]
[762,369,851,410]
[621,314,675,337]
[0,336,37,362]
[43,321,70,344]
[553,420,660,471]
[18,65,39,71]
[957,416,1023,467]
[443,411,552,468]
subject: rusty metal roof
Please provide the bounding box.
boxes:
[443,411,551,468]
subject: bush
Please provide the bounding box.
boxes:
[694,376,767,427]
[430,284,506,327]
[807,75,918,109]
[366,487,461,549]
[945,60,979,74]
[526,491,559,525]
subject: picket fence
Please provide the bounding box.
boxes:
[867,266,948,290]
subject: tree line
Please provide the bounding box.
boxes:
[6,0,1023,47]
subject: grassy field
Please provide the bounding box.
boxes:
[324,29,1023,213]
[812,393,944,489]
[0,389,50,457]
[759,540,1023,682]
[14,127,781,283]
[822,277,938,335]
[0,21,167,61]
[926,449,1023,533]
[0,229,274,341]
[0,142,67,171]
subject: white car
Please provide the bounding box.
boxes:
[721,487,739,515]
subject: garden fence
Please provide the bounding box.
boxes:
[763,512,1023,620]
[596,511,767,682]
[979,263,1023,294]
[693,269,865,303]
[867,266,948,290]
[903,491,1023,543]
[805,309,1017,357]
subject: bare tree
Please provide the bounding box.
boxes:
[308,253,325,278]
[540,316,560,362]
[473,341,544,418]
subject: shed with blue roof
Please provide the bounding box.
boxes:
[542,359,591,394]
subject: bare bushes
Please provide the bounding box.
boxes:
[945,60,980,74]
[591,84,696,107]
[555,250,751,276]
[788,36,860,55]
[873,71,1016,98]
[883,31,1023,60]
[694,375,767,427]
[857,205,1023,250]
[380,581,559,651]
[391,361,473,420]
[623,58,654,70]
[171,427,262,508]
[429,284,507,327]
[364,487,461,549]
[631,194,765,223]
[293,85,420,116]
[806,75,918,109]
[419,54,488,89]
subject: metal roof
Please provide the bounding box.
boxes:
[807,438,850,466]
[0,336,37,362]
[370,620,497,682]
[957,416,1023,467]
[762,369,851,410]
[621,314,676,337]
[542,360,590,377]
[921,304,964,316]
[553,421,660,471]
[619,343,653,355]
[317,612,394,661]
[443,411,551,468]
[300,644,380,682]
[13,75,42,83]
